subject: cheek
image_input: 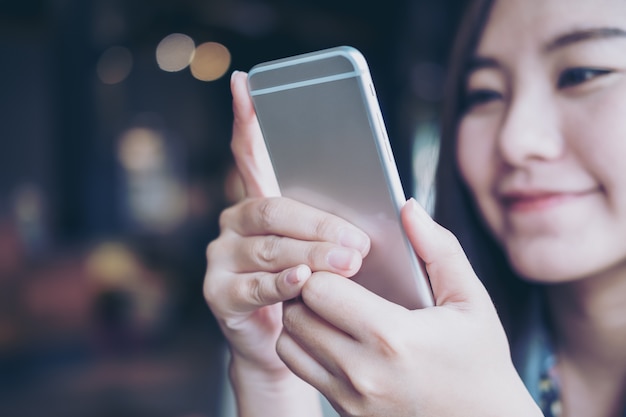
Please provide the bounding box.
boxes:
[456,117,506,238]
[456,117,498,198]
[567,88,626,206]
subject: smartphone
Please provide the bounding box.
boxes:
[247,46,434,309]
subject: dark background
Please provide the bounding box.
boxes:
[0,1,465,416]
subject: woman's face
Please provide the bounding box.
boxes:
[457,0,626,282]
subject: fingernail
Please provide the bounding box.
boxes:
[408,198,428,219]
[338,228,370,254]
[286,265,310,285]
[328,248,359,271]
[230,70,241,87]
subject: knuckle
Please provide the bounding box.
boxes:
[305,244,324,268]
[281,301,302,330]
[311,215,335,240]
[218,205,236,232]
[215,274,258,313]
[202,277,215,304]
[205,231,236,270]
[203,249,234,308]
[344,369,391,413]
[219,198,256,234]
[204,244,224,303]
[371,328,403,359]
[254,235,282,265]
[350,372,381,401]
[242,274,264,306]
[242,271,284,307]
[281,302,296,328]
[205,239,221,264]
[256,197,282,230]
[202,266,221,306]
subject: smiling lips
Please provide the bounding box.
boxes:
[499,189,597,212]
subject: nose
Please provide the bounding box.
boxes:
[497,87,564,167]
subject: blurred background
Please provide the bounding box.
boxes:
[0,0,465,416]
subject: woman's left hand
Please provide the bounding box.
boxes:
[276,199,542,417]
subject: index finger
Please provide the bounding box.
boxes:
[299,271,407,341]
[230,71,280,198]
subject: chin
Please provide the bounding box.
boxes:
[503,241,594,284]
[510,261,591,285]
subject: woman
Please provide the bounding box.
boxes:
[204,0,626,415]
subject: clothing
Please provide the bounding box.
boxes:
[513,293,626,417]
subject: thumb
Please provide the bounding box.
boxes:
[401,198,491,308]
[230,70,280,198]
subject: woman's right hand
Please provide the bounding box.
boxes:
[203,71,371,380]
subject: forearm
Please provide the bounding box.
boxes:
[483,364,544,417]
[229,353,323,417]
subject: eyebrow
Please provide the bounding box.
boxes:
[544,27,626,52]
[466,56,500,73]
[465,27,626,76]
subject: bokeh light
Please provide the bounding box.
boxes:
[97,46,133,85]
[190,42,231,82]
[156,33,196,72]
[117,127,165,172]
[86,242,140,287]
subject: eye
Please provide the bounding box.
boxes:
[462,89,503,113]
[557,67,612,89]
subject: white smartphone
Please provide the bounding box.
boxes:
[247,46,434,309]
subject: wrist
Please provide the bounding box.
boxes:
[229,350,293,385]
[229,352,323,417]
[498,365,544,417]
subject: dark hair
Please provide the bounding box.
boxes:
[434,0,535,340]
